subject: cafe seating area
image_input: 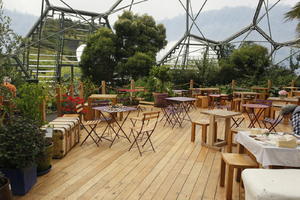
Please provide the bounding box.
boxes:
[13,82,300,200]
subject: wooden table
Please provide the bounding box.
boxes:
[236,131,300,167]
[200,109,241,148]
[172,89,189,97]
[292,90,300,97]
[267,97,300,105]
[87,94,118,120]
[283,86,299,97]
[191,88,220,96]
[251,87,269,99]
[233,91,260,111]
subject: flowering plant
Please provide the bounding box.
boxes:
[278,90,288,96]
[61,94,85,114]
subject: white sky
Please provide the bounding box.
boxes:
[3,0,298,21]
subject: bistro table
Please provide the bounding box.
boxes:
[242,104,269,128]
[87,94,118,120]
[267,96,300,105]
[164,97,196,127]
[236,131,300,167]
[200,109,241,148]
[94,105,137,147]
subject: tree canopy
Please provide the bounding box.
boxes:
[80,11,167,84]
[218,43,270,85]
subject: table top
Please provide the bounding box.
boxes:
[173,89,189,93]
[191,88,220,91]
[117,89,144,92]
[165,97,197,102]
[242,103,270,109]
[93,105,136,113]
[201,109,241,118]
[236,131,300,167]
[89,94,118,99]
[283,86,298,90]
[268,97,299,102]
[251,87,269,91]
[233,91,259,95]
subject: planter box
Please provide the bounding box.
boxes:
[1,166,37,195]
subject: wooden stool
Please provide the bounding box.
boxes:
[196,96,209,108]
[220,153,258,200]
[191,120,217,142]
[232,98,241,111]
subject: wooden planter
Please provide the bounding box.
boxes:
[153,92,168,107]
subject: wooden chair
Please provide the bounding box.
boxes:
[128,111,160,156]
[130,103,154,126]
[220,153,258,200]
[191,120,217,143]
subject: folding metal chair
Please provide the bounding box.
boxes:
[63,103,110,147]
[262,114,284,132]
[128,111,160,156]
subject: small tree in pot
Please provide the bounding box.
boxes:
[0,115,44,195]
[0,172,12,200]
[150,65,172,107]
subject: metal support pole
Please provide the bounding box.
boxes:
[36,0,45,80]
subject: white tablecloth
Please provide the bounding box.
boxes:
[242,169,300,200]
[236,131,300,167]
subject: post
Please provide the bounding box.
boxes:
[291,80,295,87]
[56,86,62,116]
[130,80,135,100]
[190,79,194,89]
[231,80,236,90]
[267,80,272,89]
[101,81,106,94]
[69,83,74,97]
[79,81,84,99]
[40,99,46,122]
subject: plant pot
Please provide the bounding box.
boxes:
[153,92,168,107]
[1,166,37,195]
[37,142,53,176]
[0,177,13,200]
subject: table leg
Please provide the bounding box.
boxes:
[208,115,216,146]
[224,118,231,145]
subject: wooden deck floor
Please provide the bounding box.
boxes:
[16,108,291,200]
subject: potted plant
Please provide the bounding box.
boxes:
[0,172,12,200]
[0,115,45,195]
[150,65,171,107]
[278,90,288,99]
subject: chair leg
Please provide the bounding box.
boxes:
[201,125,207,143]
[220,158,226,187]
[191,122,196,142]
[226,166,234,200]
[129,131,143,156]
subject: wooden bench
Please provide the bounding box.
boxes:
[220,153,258,200]
[191,120,217,143]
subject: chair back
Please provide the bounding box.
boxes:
[140,111,160,132]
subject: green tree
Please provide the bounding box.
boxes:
[124,52,155,80]
[0,1,23,86]
[80,28,116,83]
[114,11,167,78]
[285,2,300,34]
[219,43,270,85]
